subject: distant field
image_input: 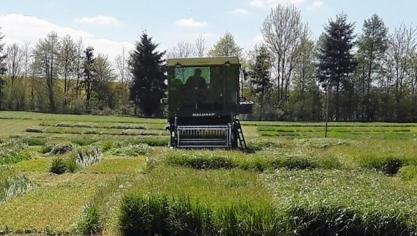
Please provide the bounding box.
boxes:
[1,111,417,235]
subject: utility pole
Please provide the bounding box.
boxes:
[325,82,330,138]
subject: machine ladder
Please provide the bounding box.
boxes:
[235,119,247,150]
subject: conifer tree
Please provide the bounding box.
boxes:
[129,33,166,117]
[248,45,272,120]
[317,14,357,121]
[83,47,95,111]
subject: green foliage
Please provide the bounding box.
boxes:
[49,147,102,174]
[359,156,404,175]
[110,144,151,157]
[165,150,339,172]
[23,136,47,146]
[124,136,169,147]
[50,158,67,174]
[129,33,166,117]
[71,136,97,146]
[119,194,280,236]
[40,144,53,154]
[208,32,242,58]
[399,166,417,181]
[0,140,31,165]
[0,167,32,201]
[77,203,102,236]
[99,140,116,152]
[66,156,79,173]
[265,169,417,235]
[317,14,356,120]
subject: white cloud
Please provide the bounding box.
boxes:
[0,13,132,60]
[75,15,124,26]
[230,8,252,15]
[249,0,305,8]
[311,0,324,8]
[174,18,208,28]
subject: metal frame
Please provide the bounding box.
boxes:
[176,125,232,148]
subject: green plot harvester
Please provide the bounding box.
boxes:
[166,57,253,149]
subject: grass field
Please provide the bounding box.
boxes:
[1,111,417,235]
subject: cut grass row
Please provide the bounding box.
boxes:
[263,169,417,235]
[120,164,279,235]
[119,159,417,235]
[26,126,166,137]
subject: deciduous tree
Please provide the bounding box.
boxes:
[357,14,388,120]
[33,32,61,112]
[0,31,7,109]
[209,33,242,58]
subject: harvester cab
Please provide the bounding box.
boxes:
[166,57,253,149]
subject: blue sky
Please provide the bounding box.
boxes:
[0,0,416,59]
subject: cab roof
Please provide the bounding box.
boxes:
[167,57,239,67]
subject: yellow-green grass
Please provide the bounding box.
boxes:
[0,111,165,124]
[0,184,96,234]
[3,111,417,234]
[13,158,51,173]
[0,119,40,138]
[0,171,119,233]
[263,169,417,234]
[129,165,273,210]
[82,157,146,175]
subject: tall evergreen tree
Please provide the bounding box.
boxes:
[248,45,272,120]
[129,33,166,117]
[83,47,95,111]
[317,14,357,121]
[357,14,388,121]
[0,31,7,110]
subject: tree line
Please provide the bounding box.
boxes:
[0,32,130,114]
[1,5,417,122]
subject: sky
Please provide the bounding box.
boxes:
[0,0,416,61]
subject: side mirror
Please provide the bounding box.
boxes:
[161,98,168,105]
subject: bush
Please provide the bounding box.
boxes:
[50,158,67,174]
[49,147,102,175]
[66,157,79,173]
[290,206,412,236]
[71,136,98,146]
[360,156,404,175]
[0,168,33,201]
[23,136,47,146]
[40,144,53,154]
[75,147,102,168]
[0,140,30,165]
[99,140,117,152]
[110,144,151,157]
[0,150,31,165]
[77,204,102,235]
